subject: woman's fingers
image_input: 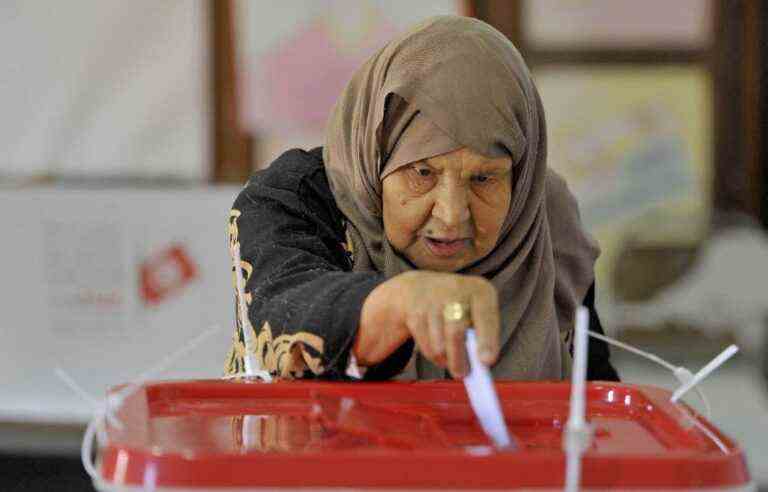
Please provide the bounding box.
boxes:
[408,308,448,368]
[444,313,470,378]
[470,283,501,366]
[395,271,501,375]
[427,307,446,364]
[406,309,433,359]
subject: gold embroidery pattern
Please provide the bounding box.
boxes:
[224,209,326,379]
[344,226,355,264]
[253,321,325,378]
[225,209,251,376]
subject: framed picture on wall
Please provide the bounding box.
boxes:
[522,0,712,50]
[234,0,464,167]
[533,65,712,296]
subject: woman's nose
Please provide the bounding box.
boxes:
[432,183,470,228]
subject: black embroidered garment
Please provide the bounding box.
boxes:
[224,148,619,382]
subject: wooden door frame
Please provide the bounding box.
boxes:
[210,0,253,184]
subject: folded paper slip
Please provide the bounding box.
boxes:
[95,380,753,491]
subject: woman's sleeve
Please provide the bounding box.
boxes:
[223,151,387,380]
[583,283,621,381]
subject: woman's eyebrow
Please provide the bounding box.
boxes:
[415,160,438,169]
[475,160,512,172]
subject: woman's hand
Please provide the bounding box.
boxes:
[356,271,501,377]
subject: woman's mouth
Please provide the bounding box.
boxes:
[424,237,468,257]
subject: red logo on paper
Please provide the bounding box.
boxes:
[139,244,198,305]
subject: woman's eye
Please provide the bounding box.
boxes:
[471,174,492,184]
[405,165,436,191]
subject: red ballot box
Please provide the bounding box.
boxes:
[96,380,753,491]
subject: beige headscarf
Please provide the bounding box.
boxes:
[323,16,599,380]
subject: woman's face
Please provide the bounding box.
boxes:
[382,147,513,272]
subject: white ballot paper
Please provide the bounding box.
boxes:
[463,329,515,449]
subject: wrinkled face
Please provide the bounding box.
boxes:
[382,147,513,272]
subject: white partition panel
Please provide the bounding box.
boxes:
[0,187,239,423]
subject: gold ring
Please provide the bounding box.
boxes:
[443,301,470,322]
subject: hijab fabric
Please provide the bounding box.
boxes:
[323,16,599,380]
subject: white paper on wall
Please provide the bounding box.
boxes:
[0,1,210,180]
[0,187,239,423]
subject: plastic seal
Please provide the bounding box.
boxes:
[56,324,224,486]
[671,345,739,404]
[586,330,737,419]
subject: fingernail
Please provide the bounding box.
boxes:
[480,349,495,365]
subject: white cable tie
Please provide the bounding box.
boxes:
[111,324,225,406]
[671,345,739,404]
[232,243,271,381]
[564,306,594,492]
[673,403,729,454]
[671,367,712,419]
[56,324,226,485]
[54,368,123,430]
[53,370,111,483]
[587,329,714,419]
[587,329,677,372]
[54,368,100,407]
[81,414,101,481]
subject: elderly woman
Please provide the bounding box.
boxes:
[225,16,618,381]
